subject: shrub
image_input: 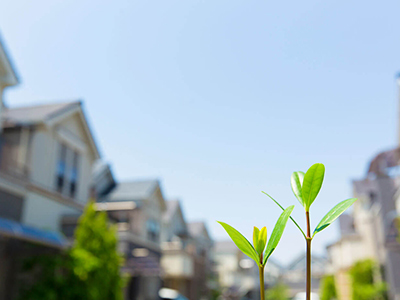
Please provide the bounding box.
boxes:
[18,202,125,300]
[349,259,387,300]
[319,275,337,300]
[266,282,289,300]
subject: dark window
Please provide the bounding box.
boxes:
[0,190,24,222]
[56,143,67,193]
[61,223,77,238]
[146,219,160,242]
[55,143,80,199]
[69,151,79,198]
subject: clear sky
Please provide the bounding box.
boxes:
[1,0,400,263]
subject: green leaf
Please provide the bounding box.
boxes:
[302,163,325,211]
[262,191,306,239]
[253,227,260,254]
[263,205,294,265]
[257,227,267,255]
[313,198,357,237]
[218,221,259,264]
[291,171,305,207]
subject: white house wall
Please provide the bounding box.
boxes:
[161,251,193,278]
[22,191,79,232]
[29,113,95,204]
[19,110,97,232]
[29,128,57,189]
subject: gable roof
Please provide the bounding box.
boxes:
[367,147,400,176]
[105,180,160,202]
[92,160,116,197]
[2,101,79,127]
[286,252,328,271]
[188,221,211,240]
[163,200,180,222]
[2,101,100,159]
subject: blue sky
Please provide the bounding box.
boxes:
[1,0,400,263]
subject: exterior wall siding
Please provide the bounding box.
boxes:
[29,114,95,205]
[29,129,57,189]
[22,191,79,232]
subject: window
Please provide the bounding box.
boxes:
[146,219,160,242]
[55,143,80,199]
[56,143,67,193]
[69,151,79,198]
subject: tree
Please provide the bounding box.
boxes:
[319,275,337,300]
[71,201,125,300]
[349,259,387,300]
[266,282,289,300]
[19,201,125,300]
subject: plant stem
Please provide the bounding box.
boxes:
[259,265,265,300]
[306,211,311,300]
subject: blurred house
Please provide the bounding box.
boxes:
[213,240,284,300]
[97,179,166,300]
[0,33,101,300]
[327,148,400,300]
[160,200,193,298]
[160,200,215,300]
[282,253,328,298]
[187,221,214,300]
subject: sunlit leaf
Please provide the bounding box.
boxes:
[257,227,267,255]
[262,191,306,239]
[263,205,294,265]
[218,221,259,263]
[291,171,305,207]
[253,226,260,254]
[313,198,357,237]
[302,163,325,211]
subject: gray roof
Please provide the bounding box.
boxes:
[105,180,159,202]
[188,221,205,236]
[286,253,328,271]
[367,147,400,176]
[2,101,80,127]
[188,221,211,240]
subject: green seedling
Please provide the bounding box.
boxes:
[218,206,294,300]
[263,163,357,300]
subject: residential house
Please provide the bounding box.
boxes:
[160,200,193,299]
[0,100,101,298]
[325,214,370,300]
[98,179,167,300]
[0,33,101,299]
[282,253,328,297]
[328,149,400,300]
[214,240,259,300]
[213,241,284,300]
[187,221,214,300]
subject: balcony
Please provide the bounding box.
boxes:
[161,241,194,278]
[0,141,30,181]
[0,138,84,210]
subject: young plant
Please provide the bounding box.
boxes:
[262,163,357,300]
[218,206,294,300]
